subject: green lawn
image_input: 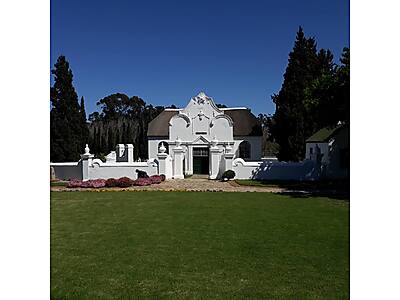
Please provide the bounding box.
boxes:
[51,191,349,299]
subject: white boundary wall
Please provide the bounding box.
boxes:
[88,159,158,180]
[232,158,318,181]
[51,159,159,181]
[50,162,82,180]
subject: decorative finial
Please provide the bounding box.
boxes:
[211,136,218,147]
[84,144,90,154]
[159,142,166,153]
[225,142,232,153]
[176,136,182,147]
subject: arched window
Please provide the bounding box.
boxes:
[158,142,169,154]
[239,141,251,159]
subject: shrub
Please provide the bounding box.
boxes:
[160,174,166,181]
[90,179,106,188]
[133,178,152,186]
[67,179,83,188]
[117,177,133,188]
[67,179,106,188]
[105,178,118,187]
[136,169,149,178]
[149,175,162,184]
[222,170,235,180]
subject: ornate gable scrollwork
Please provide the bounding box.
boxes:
[193,92,212,105]
[189,92,222,113]
[169,113,191,127]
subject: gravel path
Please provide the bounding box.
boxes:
[51,178,285,193]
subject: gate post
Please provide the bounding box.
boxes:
[209,137,222,179]
[172,138,184,179]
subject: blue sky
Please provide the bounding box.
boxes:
[51,0,349,117]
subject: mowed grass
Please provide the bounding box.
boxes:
[51,191,349,299]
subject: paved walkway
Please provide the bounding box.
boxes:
[52,178,285,193]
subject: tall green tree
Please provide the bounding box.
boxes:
[303,47,349,129]
[88,94,166,160]
[271,27,321,161]
[80,96,89,149]
[50,56,86,161]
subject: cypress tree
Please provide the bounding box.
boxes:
[272,27,320,161]
[50,55,83,161]
[80,96,89,150]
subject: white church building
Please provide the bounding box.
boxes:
[147,92,262,179]
[51,92,319,181]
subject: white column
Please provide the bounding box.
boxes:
[81,144,94,181]
[116,144,125,161]
[157,142,172,179]
[187,145,193,175]
[172,138,184,179]
[209,137,222,179]
[126,144,134,163]
[224,142,235,171]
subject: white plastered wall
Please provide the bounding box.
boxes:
[88,159,158,180]
[148,138,170,159]
[233,136,262,161]
[51,162,82,180]
[305,142,329,164]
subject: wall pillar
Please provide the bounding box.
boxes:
[81,144,94,181]
[186,145,193,175]
[126,144,134,163]
[209,137,222,179]
[157,142,172,179]
[224,142,234,171]
[172,138,184,179]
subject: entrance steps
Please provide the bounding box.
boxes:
[188,174,209,179]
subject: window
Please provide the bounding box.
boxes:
[193,148,209,157]
[239,141,251,159]
[309,147,314,154]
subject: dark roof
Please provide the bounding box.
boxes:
[224,109,262,136]
[306,125,347,143]
[147,110,178,137]
[147,109,262,137]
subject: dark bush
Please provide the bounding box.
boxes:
[160,174,166,181]
[222,170,236,180]
[136,169,149,178]
[105,178,118,187]
[117,177,133,187]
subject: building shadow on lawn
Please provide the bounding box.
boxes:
[238,179,350,201]
[276,179,349,201]
[278,189,349,201]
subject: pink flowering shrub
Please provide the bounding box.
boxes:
[133,178,152,186]
[89,179,106,188]
[149,175,162,184]
[117,177,133,187]
[67,179,106,188]
[67,179,83,188]
[106,178,118,187]
[80,180,91,188]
